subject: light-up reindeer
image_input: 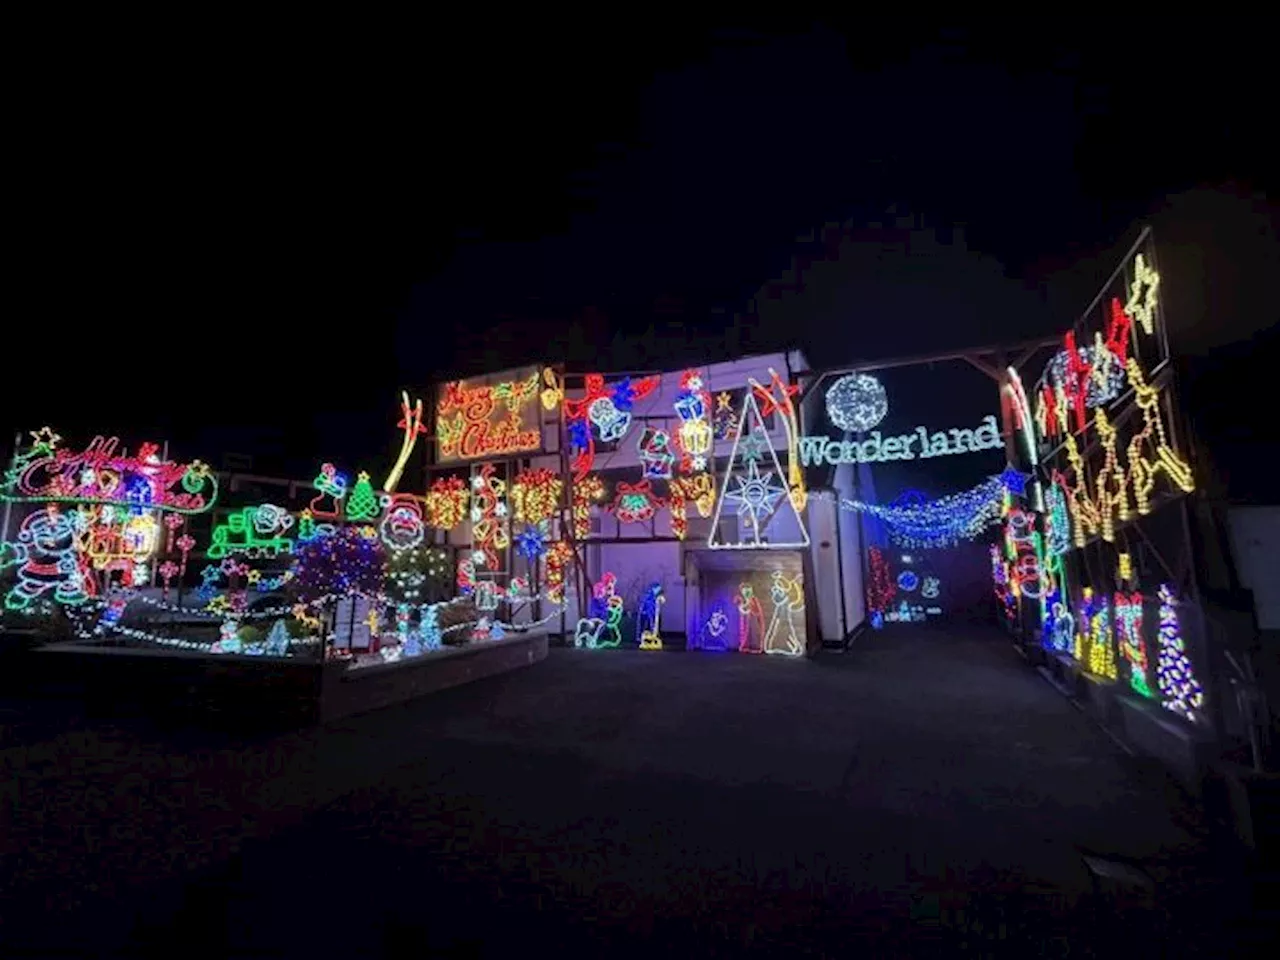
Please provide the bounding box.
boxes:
[383,391,426,494]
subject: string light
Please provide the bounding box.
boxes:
[1156,584,1204,721]
[1044,481,1072,556]
[752,369,806,511]
[866,547,895,619]
[207,505,296,560]
[825,373,888,432]
[426,476,469,529]
[510,468,562,526]
[837,474,1009,549]
[379,494,426,552]
[698,608,730,651]
[514,523,549,562]
[290,525,386,604]
[673,369,712,467]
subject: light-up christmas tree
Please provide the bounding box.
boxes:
[1156,584,1204,721]
[346,471,380,522]
[263,619,291,656]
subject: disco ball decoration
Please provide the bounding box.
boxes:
[825,373,889,432]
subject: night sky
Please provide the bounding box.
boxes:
[7,20,1275,481]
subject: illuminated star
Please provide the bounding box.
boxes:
[716,391,733,412]
[30,426,61,449]
[1125,253,1160,336]
[246,569,262,584]
[725,459,785,529]
[1000,468,1029,496]
[206,595,230,614]
[738,432,768,464]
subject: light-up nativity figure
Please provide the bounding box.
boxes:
[736,582,765,654]
[636,582,664,650]
[763,569,804,656]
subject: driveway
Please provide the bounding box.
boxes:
[1,625,1250,954]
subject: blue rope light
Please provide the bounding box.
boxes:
[838,473,1019,549]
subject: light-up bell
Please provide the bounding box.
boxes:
[588,397,631,441]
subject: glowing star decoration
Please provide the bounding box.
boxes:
[544,540,573,605]
[736,583,765,653]
[608,479,664,525]
[563,373,660,480]
[379,494,426,553]
[1156,584,1204,721]
[709,391,809,550]
[825,372,888,433]
[1125,253,1160,336]
[510,468,562,526]
[763,570,804,656]
[3,434,218,515]
[1115,591,1152,697]
[383,392,427,493]
[636,582,665,650]
[1,506,92,610]
[469,463,510,569]
[752,369,806,511]
[570,473,604,541]
[309,463,348,519]
[425,476,469,530]
[637,427,676,480]
[540,367,563,411]
[436,369,541,463]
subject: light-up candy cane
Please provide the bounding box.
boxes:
[163,512,184,552]
[158,560,180,599]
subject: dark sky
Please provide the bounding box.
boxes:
[8,19,1274,478]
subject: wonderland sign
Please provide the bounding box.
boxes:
[798,415,1001,466]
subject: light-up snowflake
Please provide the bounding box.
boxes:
[825,373,888,432]
[725,459,785,530]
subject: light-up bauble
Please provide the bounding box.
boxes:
[826,373,888,433]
